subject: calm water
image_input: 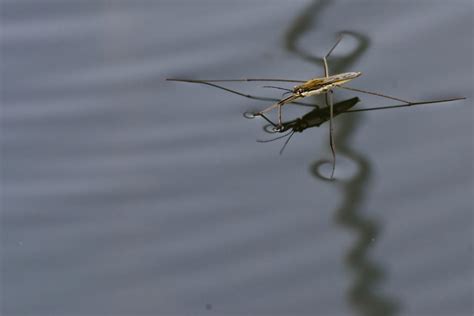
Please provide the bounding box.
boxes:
[2,1,473,315]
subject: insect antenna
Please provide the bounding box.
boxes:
[261,85,294,93]
[261,85,294,97]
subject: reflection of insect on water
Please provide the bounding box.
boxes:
[255,96,465,156]
[256,97,361,155]
[167,34,465,179]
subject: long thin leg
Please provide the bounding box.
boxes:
[322,33,344,76]
[261,97,465,134]
[342,97,466,113]
[323,56,330,78]
[254,94,302,117]
[327,90,336,179]
[323,34,344,180]
[325,34,345,62]
[167,78,305,83]
[338,86,411,103]
[278,103,282,127]
[258,113,278,127]
[166,78,317,107]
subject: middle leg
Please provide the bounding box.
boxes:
[323,34,344,179]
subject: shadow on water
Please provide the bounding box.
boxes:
[284,1,400,315]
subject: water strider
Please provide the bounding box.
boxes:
[167,34,466,179]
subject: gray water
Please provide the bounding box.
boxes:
[2,1,473,315]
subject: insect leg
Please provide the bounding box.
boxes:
[258,113,279,128]
[338,86,411,103]
[169,78,306,83]
[322,34,344,180]
[278,103,282,127]
[327,89,336,180]
[253,94,302,119]
[342,97,466,113]
[323,33,344,76]
[166,78,317,107]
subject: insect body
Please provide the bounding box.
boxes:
[293,72,362,97]
[259,71,362,124]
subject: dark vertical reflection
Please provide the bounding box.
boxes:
[284,0,331,65]
[284,1,399,315]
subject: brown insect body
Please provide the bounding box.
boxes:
[294,72,362,97]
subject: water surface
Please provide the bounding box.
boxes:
[2,1,473,315]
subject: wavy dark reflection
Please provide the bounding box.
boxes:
[284,1,399,315]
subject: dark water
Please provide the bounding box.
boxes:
[2,1,473,315]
